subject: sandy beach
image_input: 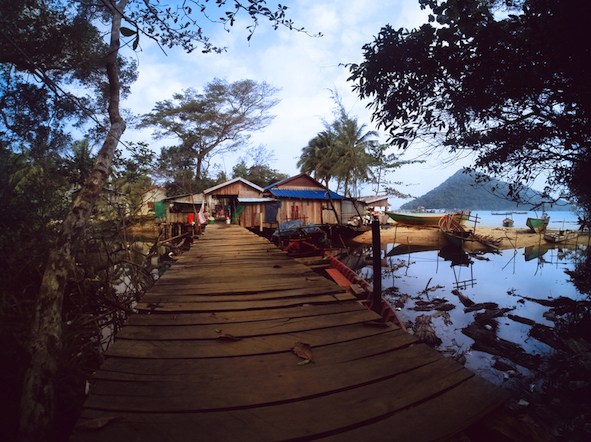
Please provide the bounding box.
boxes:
[352,223,588,251]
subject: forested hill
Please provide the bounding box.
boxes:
[400,169,570,211]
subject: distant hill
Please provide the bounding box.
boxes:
[400,169,571,211]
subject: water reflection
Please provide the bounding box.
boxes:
[338,240,590,386]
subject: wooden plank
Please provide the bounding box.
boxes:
[141,284,345,301]
[141,279,339,296]
[85,344,443,411]
[136,292,356,313]
[321,376,508,441]
[72,358,479,442]
[104,323,394,358]
[125,301,366,326]
[94,329,416,381]
[116,308,380,340]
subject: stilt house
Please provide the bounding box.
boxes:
[204,178,269,229]
[263,174,345,225]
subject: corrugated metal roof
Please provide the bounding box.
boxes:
[266,189,343,200]
[360,195,390,205]
[237,197,277,203]
[165,193,205,204]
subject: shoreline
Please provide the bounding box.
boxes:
[352,223,589,251]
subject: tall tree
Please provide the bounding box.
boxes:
[298,130,337,186]
[348,0,591,218]
[328,103,378,196]
[5,2,302,440]
[232,146,288,187]
[298,97,378,197]
[140,79,279,191]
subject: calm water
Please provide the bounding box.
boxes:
[338,210,589,386]
[466,209,581,230]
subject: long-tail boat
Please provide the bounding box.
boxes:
[386,211,470,227]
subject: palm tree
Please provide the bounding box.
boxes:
[297,130,336,186]
[328,106,378,197]
[298,95,379,197]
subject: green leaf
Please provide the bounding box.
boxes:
[120,27,136,37]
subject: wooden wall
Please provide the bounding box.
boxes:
[275,199,341,225]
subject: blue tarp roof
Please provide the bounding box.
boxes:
[266,189,344,200]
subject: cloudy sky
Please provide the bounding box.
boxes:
[121,0,469,208]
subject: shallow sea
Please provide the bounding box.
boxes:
[338,209,589,386]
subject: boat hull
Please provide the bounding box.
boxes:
[543,230,578,243]
[387,211,470,227]
[526,217,549,233]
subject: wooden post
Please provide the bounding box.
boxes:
[371,219,382,312]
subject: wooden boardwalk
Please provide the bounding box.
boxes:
[71,224,506,441]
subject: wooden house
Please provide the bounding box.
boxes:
[155,193,206,237]
[204,178,267,228]
[139,186,167,217]
[263,174,345,225]
[358,195,391,224]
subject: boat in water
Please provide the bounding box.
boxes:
[526,214,550,233]
[543,230,578,244]
[271,220,329,256]
[523,244,550,261]
[386,211,470,227]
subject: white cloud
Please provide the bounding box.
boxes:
[120,1,463,207]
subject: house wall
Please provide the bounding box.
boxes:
[208,182,261,198]
[239,204,266,229]
[275,199,341,225]
[140,187,167,216]
[276,175,321,189]
[342,200,366,222]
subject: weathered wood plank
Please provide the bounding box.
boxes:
[141,284,345,301]
[125,301,366,326]
[136,292,356,313]
[320,376,509,442]
[73,359,482,442]
[94,329,415,381]
[104,322,394,358]
[116,308,380,340]
[85,345,444,411]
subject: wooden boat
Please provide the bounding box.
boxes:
[387,211,470,227]
[526,215,550,233]
[439,214,501,250]
[543,230,578,244]
[438,215,473,248]
[502,217,514,227]
[271,220,329,256]
[323,254,405,330]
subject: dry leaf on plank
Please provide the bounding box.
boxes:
[292,341,313,363]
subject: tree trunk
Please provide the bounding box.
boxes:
[19,2,128,440]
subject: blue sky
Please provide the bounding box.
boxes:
[120,1,469,208]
